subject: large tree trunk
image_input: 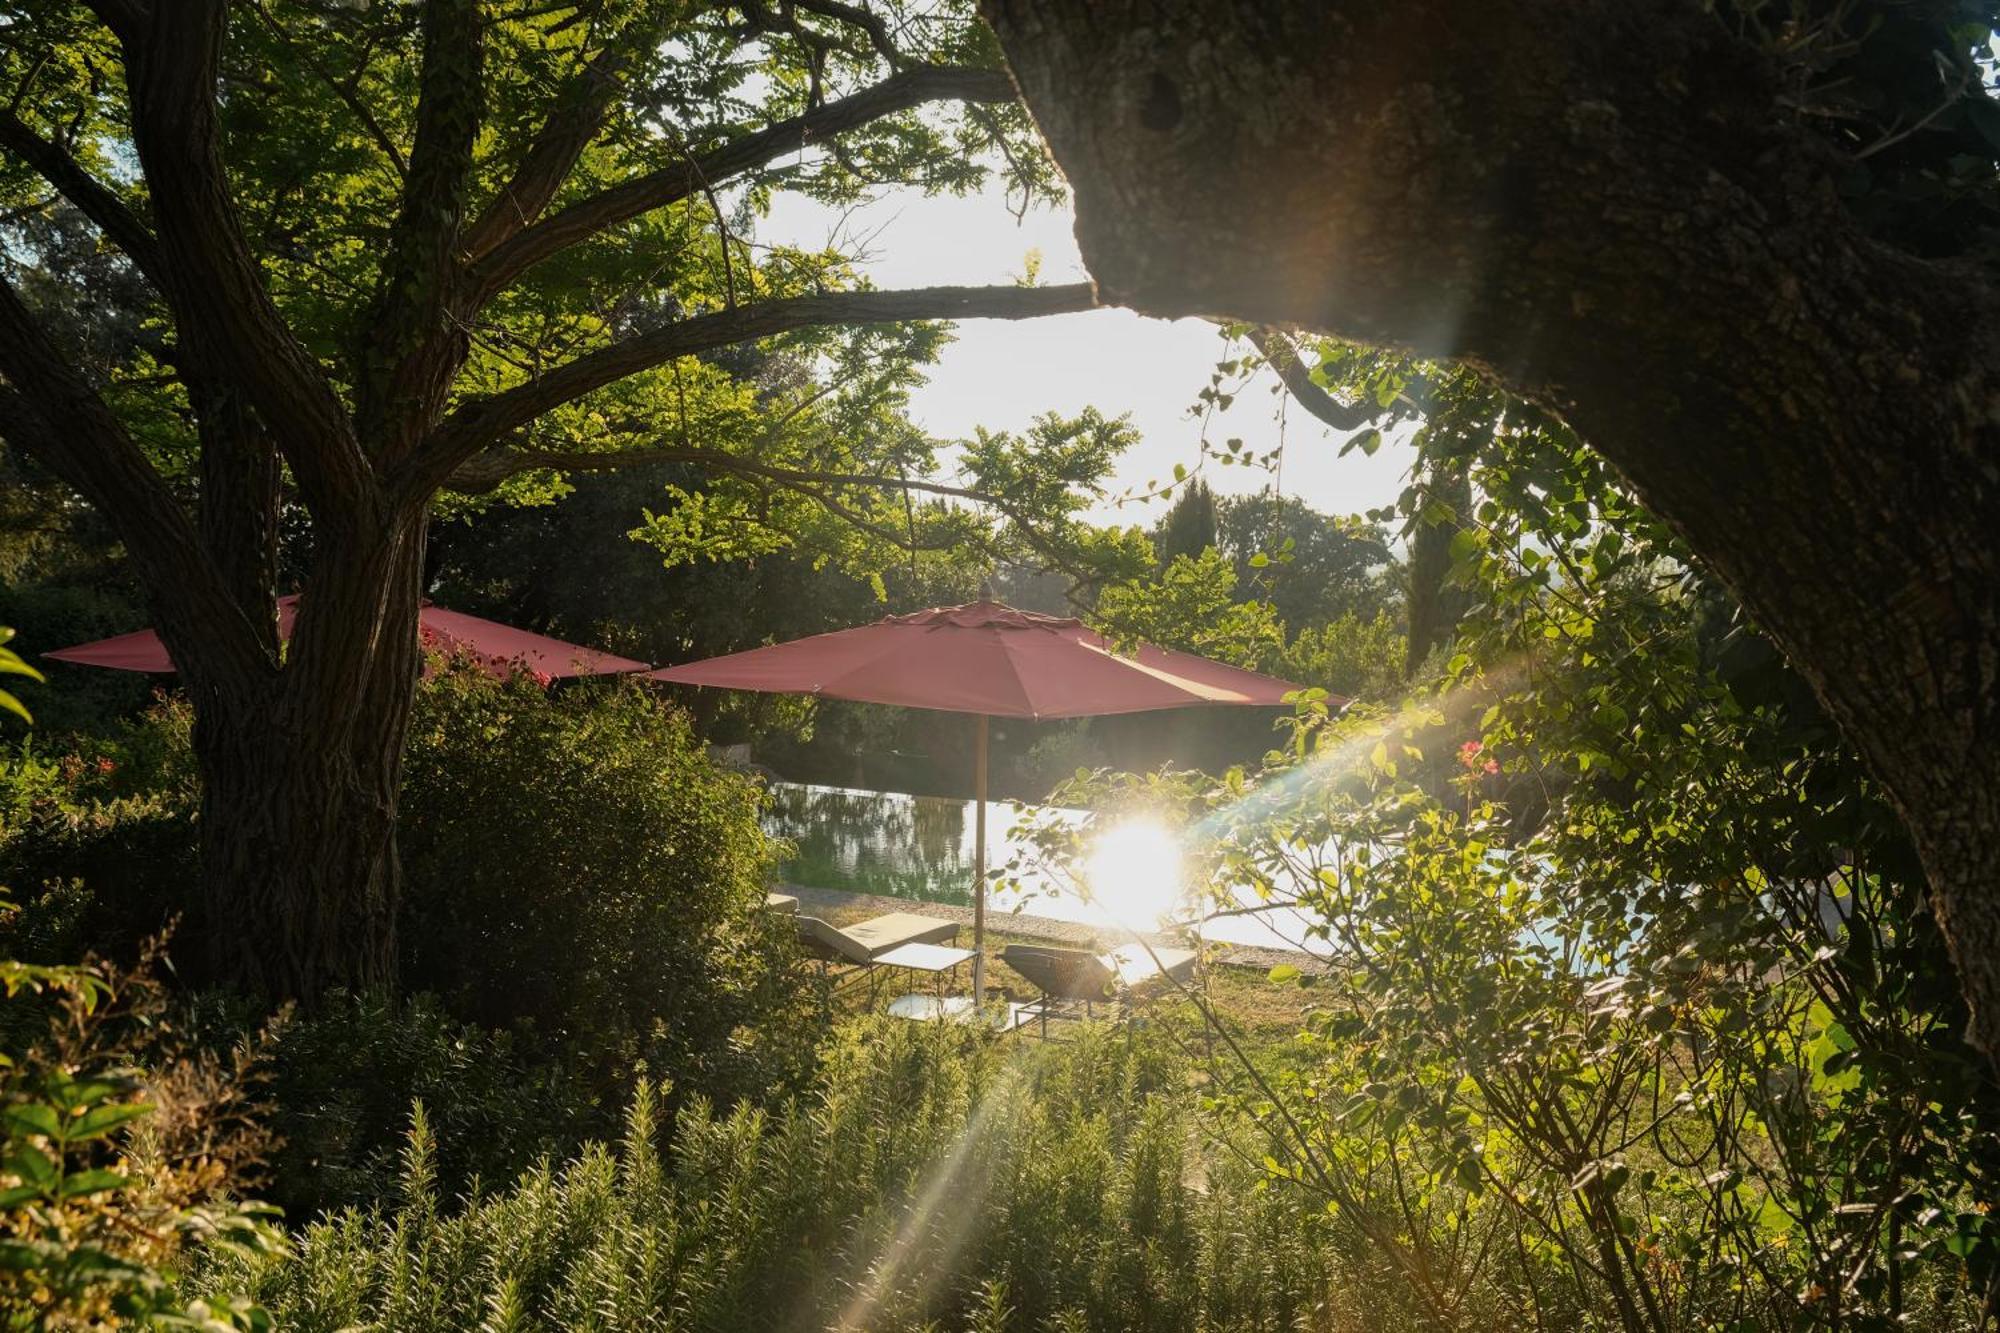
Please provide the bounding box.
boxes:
[171,520,426,999]
[980,1,2000,1062]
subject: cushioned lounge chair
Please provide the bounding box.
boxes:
[796,913,964,1005]
[797,911,958,965]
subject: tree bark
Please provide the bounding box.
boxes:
[180,521,426,998]
[980,0,2000,1062]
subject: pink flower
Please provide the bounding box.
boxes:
[531,669,554,689]
[95,757,117,776]
[1458,740,1499,776]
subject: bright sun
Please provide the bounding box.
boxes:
[1082,820,1187,932]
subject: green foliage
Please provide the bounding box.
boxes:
[0,931,279,1329]
[261,991,598,1222]
[1152,477,1218,566]
[1101,495,1406,703]
[1035,373,2000,1325]
[398,667,815,1099]
[429,465,985,753]
[2,669,828,1216]
[1214,490,1398,630]
[196,1021,1374,1333]
[0,583,153,741]
[1276,611,1406,701]
[1095,550,1285,672]
[1,2,1116,597]
[0,696,203,970]
[0,631,39,729]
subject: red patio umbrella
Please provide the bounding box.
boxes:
[43,595,648,679]
[650,599,1321,1002]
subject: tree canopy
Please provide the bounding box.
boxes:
[0,0,1120,996]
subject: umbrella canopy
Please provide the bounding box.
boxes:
[651,599,1319,1008]
[43,596,648,679]
[647,600,1306,718]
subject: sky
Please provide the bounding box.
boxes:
[756,186,1418,528]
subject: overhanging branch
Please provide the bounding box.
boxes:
[1249,328,1375,432]
[445,438,1091,572]
[469,64,1018,300]
[449,443,1003,502]
[0,110,164,286]
[407,281,1097,500]
[0,276,265,685]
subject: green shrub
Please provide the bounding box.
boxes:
[5,670,824,1218]
[0,694,202,970]
[0,797,198,969]
[258,991,599,1220]
[1276,610,1406,701]
[0,929,279,1329]
[195,1020,1362,1333]
[398,667,818,1107]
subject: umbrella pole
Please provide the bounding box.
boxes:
[972,713,989,1006]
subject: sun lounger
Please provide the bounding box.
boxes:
[1101,943,1198,990]
[796,911,964,1005]
[1000,941,1199,1037]
[797,911,958,965]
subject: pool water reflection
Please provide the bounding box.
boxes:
[763,782,1330,955]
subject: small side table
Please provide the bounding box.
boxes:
[876,941,976,1022]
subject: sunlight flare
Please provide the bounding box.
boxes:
[1082,819,1187,931]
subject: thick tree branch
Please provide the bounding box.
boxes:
[122,0,373,517]
[356,0,485,456]
[407,281,1096,501]
[469,64,1017,299]
[0,277,266,686]
[82,0,148,41]
[1249,328,1374,432]
[445,440,1090,572]
[457,441,974,546]
[0,111,163,286]
[461,28,631,260]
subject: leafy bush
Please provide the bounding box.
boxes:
[5,670,823,1217]
[397,667,818,1107]
[0,799,198,970]
[258,991,598,1220]
[0,930,279,1329]
[0,694,202,970]
[197,1021,1373,1333]
[1277,610,1406,701]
